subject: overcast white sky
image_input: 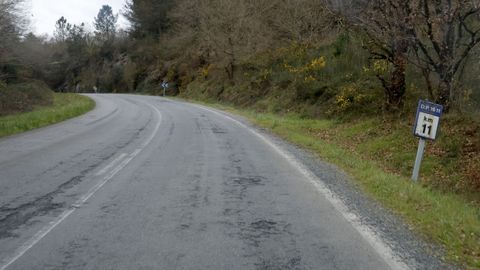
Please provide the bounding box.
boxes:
[28,0,129,36]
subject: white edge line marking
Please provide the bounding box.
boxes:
[191,103,409,270]
[0,103,163,270]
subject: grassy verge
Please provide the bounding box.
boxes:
[185,99,479,269]
[0,93,95,138]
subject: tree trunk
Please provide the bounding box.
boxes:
[421,68,435,100]
[225,37,235,83]
[224,61,234,82]
[433,63,453,111]
[384,42,408,111]
[437,79,452,112]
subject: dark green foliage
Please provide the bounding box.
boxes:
[0,0,24,82]
[333,33,349,57]
[45,7,129,93]
[0,63,20,83]
[124,0,174,38]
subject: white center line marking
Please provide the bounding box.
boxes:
[192,103,409,270]
[95,153,128,176]
[0,103,163,270]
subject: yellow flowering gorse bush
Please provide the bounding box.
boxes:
[200,64,214,78]
[334,83,369,112]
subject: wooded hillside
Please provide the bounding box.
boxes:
[2,0,480,112]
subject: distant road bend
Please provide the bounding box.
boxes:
[0,94,442,269]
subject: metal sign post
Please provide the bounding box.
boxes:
[411,100,443,182]
[161,81,169,97]
[411,138,426,182]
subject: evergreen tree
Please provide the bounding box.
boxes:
[124,0,174,38]
[94,5,118,42]
[54,16,71,42]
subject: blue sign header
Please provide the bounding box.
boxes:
[417,100,443,117]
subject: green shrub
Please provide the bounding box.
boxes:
[0,81,53,116]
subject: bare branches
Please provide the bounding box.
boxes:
[354,0,413,109]
[168,0,336,81]
[410,0,480,108]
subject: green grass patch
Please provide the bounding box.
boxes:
[0,93,95,138]
[182,99,479,268]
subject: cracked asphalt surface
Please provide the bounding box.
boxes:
[0,94,449,269]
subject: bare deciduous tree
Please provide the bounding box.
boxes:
[410,0,480,110]
[266,0,336,43]
[171,0,276,81]
[355,0,413,110]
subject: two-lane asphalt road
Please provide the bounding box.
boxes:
[0,94,443,269]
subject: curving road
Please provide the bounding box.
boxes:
[0,94,444,269]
